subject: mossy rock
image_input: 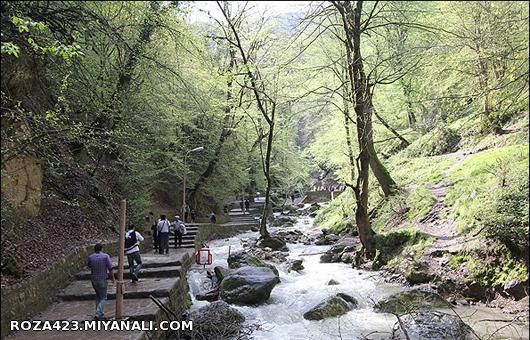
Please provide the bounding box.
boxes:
[392,311,478,340]
[405,269,434,285]
[374,289,451,314]
[303,293,357,320]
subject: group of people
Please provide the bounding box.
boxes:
[86,207,221,320]
[239,199,250,212]
[150,214,187,254]
[86,224,144,320]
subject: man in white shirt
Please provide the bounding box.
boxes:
[125,224,145,283]
[157,215,170,255]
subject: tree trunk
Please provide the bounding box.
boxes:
[335,0,377,257]
[260,119,274,238]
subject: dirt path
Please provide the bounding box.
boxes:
[414,151,471,257]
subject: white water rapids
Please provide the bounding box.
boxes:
[187,216,529,339]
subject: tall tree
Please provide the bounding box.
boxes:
[218,1,278,237]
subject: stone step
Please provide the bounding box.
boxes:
[58,278,178,301]
[111,259,181,270]
[76,266,181,280]
[32,298,165,322]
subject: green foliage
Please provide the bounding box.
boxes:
[388,154,456,187]
[2,15,83,59]
[446,144,529,233]
[400,127,461,158]
[373,228,434,269]
[449,246,528,287]
[407,188,437,221]
[314,190,355,233]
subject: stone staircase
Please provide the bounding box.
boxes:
[8,249,194,340]
[169,224,198,249]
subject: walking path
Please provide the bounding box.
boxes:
[7,199,263,339]
[8,249,193,340]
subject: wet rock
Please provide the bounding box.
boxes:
[405,269,433,285]
[463,281,491,301]
[320,253,333,263]
[187,301,245,338]
[272,216,297,227]
[340,252,354,264]
[250,226,259,232]
[303,293,357,320]
[288,259,304,272]
[392,311,478,340]
[214,266,230,283]
[330,243,347,253]
[503,279,527,300]
[228,251,279,276]
[321,228,329,235]
[196,289,219,302]
[257,236,287,251]
[325,234,339,243]
[374,289,451,314]
[220,266,280,305]
[327,279,340,285]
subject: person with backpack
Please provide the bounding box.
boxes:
[157,214,170,255]
[125,224,144,283]
[148,212,158,253]
[172,215,186,248]
[209,211,217,224]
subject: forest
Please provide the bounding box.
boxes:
[1,1,529,339]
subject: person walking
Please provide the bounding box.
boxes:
[125,224,144,283]
[87,243,115,320]
[172,215,185,248]
[157,214,170,255]
[209,211,217,224]
[245,199,250,211]
[184,205,190,223]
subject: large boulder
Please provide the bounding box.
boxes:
[220,266,280,305]
[257,236,287,251]
[303,293,358,320]
[374,289,451,314]
[392,311,478,340]
[227,251,279,276]
[187,301,245,339]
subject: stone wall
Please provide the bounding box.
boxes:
[139,252,194,340]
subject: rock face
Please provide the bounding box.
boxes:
[220,266,280,305]
[374,289,450,314]
[327,279,340,285]
[303,293,358,320]
[392,311,478,340]
[187,301,245,339]
[1,155,42,216]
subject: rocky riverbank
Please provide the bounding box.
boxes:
[185,208,529,339]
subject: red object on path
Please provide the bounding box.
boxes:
[196,248,212,265]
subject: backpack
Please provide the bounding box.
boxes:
[125,231,138,251]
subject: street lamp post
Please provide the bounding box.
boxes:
[182,146,204,222]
